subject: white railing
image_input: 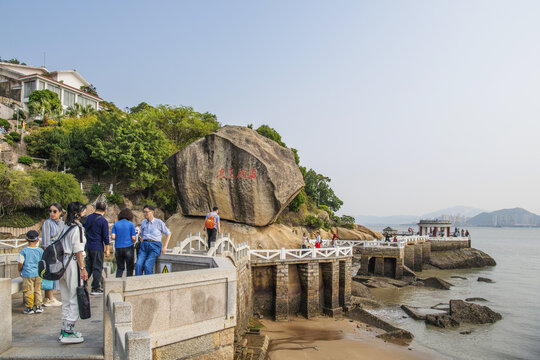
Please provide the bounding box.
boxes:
[249,246,352,262]
[172,233,249,264]
[0,239,32,249]
[428,236,470,241]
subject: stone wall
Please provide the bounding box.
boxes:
[357,247,404,279]
[103,255,237,360]
[429,240,470,252]
[0,254,18,279]
[287,264,302,315]
[153,327,234,360]
[235,258,253,338]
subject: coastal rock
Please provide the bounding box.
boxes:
[338,226,383,240]
[428,248,496,269]
[465,297,488,302]
[401,305,426,320]
[421,277,453,290]
[451,276,467,280]
[351,281,376,298]
[425,314,460,328]
[449,299,502,324]
[351,296,382,309]
[376,329,414,345]
[164,126,304,226]
[477,277,493,283]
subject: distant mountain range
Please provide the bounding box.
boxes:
[354,206,486,226]
[467,208,540,227]
[355,206,540,227]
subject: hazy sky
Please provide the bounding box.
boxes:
[3,1,540,216]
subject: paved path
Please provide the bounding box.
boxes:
[1,291,104,359]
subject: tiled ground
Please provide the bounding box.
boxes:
[2,291,104,359]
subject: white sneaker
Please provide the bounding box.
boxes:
[44,298,62,307]
[59,330,84,344]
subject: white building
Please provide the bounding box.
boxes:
[0,63,102,113]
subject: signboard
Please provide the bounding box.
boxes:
[159,262,171,274]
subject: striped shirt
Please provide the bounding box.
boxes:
[41,218,65,248]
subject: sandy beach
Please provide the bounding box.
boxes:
[261,316,433,360]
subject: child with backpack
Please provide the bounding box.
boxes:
[18,230,44,314]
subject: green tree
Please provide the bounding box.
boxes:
[30,169,84,209]
[66,103,97,118]
[288,189,306,212]
[303,169,343,212]
[131,105,220,150]
[256,124,286,147]
[28,89,62,121]
[0,164,39,216]
[1,58,27,65]
[25,127,69,171]
[87,112,172,188]
[99,101,124,115]
[129,102,154,113]
[80,84,98,97]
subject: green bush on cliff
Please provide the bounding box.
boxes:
[288,189,306,212]
[89,183,104,197]
[18,155,34,165]
[303,214,324,229]
[0,118,10,131]
[30,169,84,209]
[106,192,124,206]
[0,163,39,217]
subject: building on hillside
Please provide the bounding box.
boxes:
[0,62,101,114]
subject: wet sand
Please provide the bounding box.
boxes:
[261,317,433,360]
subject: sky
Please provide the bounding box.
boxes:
[3,0,540,216]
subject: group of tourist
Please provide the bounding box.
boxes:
[17,201,173,344]
[301,231,339,249]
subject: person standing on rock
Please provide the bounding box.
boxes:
[41,202,64,307]
[203,206,221,248]
[83,202,110,295]
[135,205,171,275]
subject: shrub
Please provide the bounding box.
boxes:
[8,131,20,142]
[106,192,124,206]
[89,183,104,197]
[0,118,10,131]
[0,211,41,227]
[30,169,84,209]
[288,189,306,212]
[303,214,324,229]
[18,155,34,165]
[0,164,40,216]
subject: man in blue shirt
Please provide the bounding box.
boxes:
[83,202,110,295]
[135,205,171,275]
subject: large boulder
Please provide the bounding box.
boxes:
[428,248,496,269]
[449,299,502,324]
[164,126,304,227]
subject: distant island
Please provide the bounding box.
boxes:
[355,206,540,228]
[467,208,540,227]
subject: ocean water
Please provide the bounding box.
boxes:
[368,226,540,360]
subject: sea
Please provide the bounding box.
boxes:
[369,226,540,360]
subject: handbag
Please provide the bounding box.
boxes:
[42,279,54,290]
[76,267,91,320]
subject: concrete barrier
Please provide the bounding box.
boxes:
[0,279,12,354]
[104,254,237,360]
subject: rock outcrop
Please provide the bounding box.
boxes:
[420,277,453,290]
[449,300,502,324]
[425,314,460,328]
[164,126,304,227]
[165,213,304,250]
[428,248,496,269]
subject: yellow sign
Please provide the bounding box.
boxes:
[162,265,169,273]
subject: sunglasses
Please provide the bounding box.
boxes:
[49,209,59,213]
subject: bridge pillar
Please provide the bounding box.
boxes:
[322,260,341,316]
[421,241,431,263]
[395,257,404,279]
[404,245,415,270]
[298,262,319,318]
[413,243,423,271]
[374,257,384,276]
[359,255,369,275]
[274,263,289,321]
[339,259,352,311]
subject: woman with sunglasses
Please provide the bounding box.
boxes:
[41,202,64,307]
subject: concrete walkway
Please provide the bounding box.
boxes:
[1,291,104,359]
